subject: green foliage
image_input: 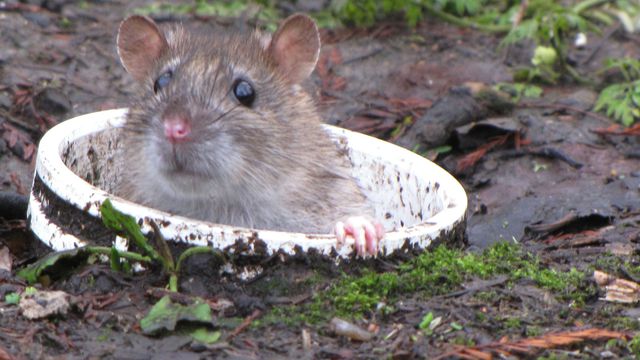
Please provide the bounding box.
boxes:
[191,328,222,344]
[494,82,543,102]
[135,0,281,31]
[140,295,214,336]
[4,292,20,305]
[628,333,640,357]
[418,311,434,330]
[313,242,592,319]
[336,0,424,27]
[434,0,487,16]
[17,248,89,284]
[101,198,222,291]
[595,58,640,125]
[595,82,640,126]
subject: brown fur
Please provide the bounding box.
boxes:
[116,15,373,233]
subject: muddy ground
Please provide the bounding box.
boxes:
[2,0,640,359]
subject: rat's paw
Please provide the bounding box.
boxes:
[334,217,385,257]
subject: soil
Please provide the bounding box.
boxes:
[2,1,640,359]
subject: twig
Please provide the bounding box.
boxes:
[498,147,583,169]
[342,48,384,65]
[226,309,263,340]
[520,101,612,122]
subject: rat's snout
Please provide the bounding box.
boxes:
[163,115,191,144]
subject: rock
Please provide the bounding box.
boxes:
[555,89,598,112]
[0,92,11,109]
[20,290,71,319]
[396,86,486,151]
[34,87,72,116]
[21,12,52,28]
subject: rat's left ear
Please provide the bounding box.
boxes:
[117,15,168,81]
[269,14,320,84]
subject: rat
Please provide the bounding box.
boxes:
[115,14,384,256]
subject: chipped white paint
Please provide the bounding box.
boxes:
[28,109,467,259]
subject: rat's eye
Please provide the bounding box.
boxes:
[233,79,255,107]
[153,71,173,94]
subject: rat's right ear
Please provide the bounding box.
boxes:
[117,15,168,81]
[269,14,320,84]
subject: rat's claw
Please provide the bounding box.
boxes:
[333,217,384,257]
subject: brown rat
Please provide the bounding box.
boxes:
[115,14,383,256]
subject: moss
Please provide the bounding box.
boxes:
[628,334,640,357]
[257,242,595,326]
[608,317,640,331]
[502,317,522,330]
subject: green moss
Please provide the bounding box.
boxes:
[473,290,499,303]
[608,317,640,331]
[257,242,595,327]
[502,317,522,329]
[628,334,640,357]
[525,325,543,337]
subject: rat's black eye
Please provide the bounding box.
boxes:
[153,71,173,94]
[233,79,255,107]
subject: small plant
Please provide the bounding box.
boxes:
[595,58,640,126]
[18,199,222,292]
[100,199,223,291]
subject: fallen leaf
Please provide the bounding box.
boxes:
[0,247,11,272]
[140,295,213,335]
[435,328,629,359]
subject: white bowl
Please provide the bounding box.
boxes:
[28,109,467,263]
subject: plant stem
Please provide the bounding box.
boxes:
[176,246,226,273]
[573,0,613,15]
[87,246,152,263]
[421,3,511,33]
[169,274,178,292]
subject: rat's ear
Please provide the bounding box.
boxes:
[269,14,320,84]
[117,15,168,81]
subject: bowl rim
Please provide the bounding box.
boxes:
[29,108,468,258]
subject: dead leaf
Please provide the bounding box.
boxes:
[435,328,629,360]
[456,134,511,173]
[0,247,12,272]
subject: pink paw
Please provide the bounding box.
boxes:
[334,217,385,257]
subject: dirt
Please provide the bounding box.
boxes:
[2,0,640,359]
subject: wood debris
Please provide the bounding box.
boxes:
[594,270,640,303]
[435,328,630,359]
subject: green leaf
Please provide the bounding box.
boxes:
[596,82,639,126]
[531,46,557,66]
[17,248,88,284]
[191,328,221,344]
[140,295,213,335]
[110,246,122,272]
[100,199,163,266]
[4,292,20,305]
[419,311,434,330]
[24,286,37,296]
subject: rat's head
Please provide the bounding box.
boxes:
[116,14,321,193]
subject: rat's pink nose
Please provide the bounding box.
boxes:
[163,116,191,143]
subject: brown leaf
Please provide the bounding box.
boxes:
[456,134,511,173]
[0,247,12,272]
[435,328,629,359]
